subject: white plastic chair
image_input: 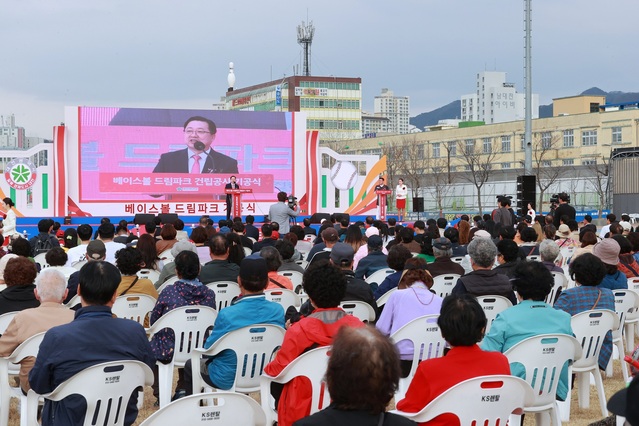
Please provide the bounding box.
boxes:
[191,324,286,395]
[264,289,301,310]
[156,275,180,294]
[392,375,534,424]
[450,256,465,264]
[623,283,639,345]
[72,259,88,271]
[390,314,446,401]
[365,268,395,286]
[33,253,49,270]
[112,294,157,327]
[295,260,309,270]
[0,312,18,335]
[294,285,309,306]
[260,346,330,426]
[147,305,218,408]
[558,309,618,421]
[504,334,582,426]
[376,288,397,308]
[158,249,174,263]
[207,281,242,311]
[430,274,461,298]
[547,272,568,305]
[140,392,267,426]
[0,331,46,426]
[526,255,541,262]
[64,294,82,309]
[137,268,160,283]
[476,295,513,335]
[277,270,303,288]
[26,360,154,426]
[607,289,639,383]
[339,300,376,322]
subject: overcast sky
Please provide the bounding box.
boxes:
[1,0,637,138]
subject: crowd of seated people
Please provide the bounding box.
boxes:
[0,208,632,425]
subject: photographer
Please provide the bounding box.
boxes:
[269,191,299,234]
[552,192,576,228]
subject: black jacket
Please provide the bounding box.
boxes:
[0,284,39,315]
[451,269,517,305]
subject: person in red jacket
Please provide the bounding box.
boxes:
[264,260,365,426]
[396,294,511,426]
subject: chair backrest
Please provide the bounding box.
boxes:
[147,306,218,366]
[157,276,180,294]
[72,259,88,271]
[395,375,534,424]
[476,295,513,334]
[0,312,18,335]
[628,277,639,293]
[158,249,174,264]
[504,334,582,407]
[33,253,49,270]
[137,268,160,284]
[277,271,303,288]
[295,260,309,270]
[206,281,242,311]
[30,360,154,426]
[545,273,567,305]
[339,300,376,322]
[527,255,541,262]
[6,331,46,363]
[139,392,267,426]
[64,294,82,310]
[570,309,618,370]
[112,294,157,326]
[612,289,639,336]
[390,314,446,399]
[376,288,397,308]
[365,268,395,286]
[430,274,461,298]
[264,289,301,310]
[264,346,330,415]
[450,256,465,264]
[205,324,286,393]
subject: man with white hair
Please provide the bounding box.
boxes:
[0,269,74,392]
[539,239,564,273]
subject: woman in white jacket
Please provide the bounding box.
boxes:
[1,198,16,245]
[395,178,408,223]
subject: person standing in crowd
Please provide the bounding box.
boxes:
[269,192,299,235]
[374,177,391,220]
[224,175,240,221]
[1,198,17,245]
[553,192,576,228]
[395,178,408,223]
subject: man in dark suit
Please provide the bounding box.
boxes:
[224,175,239,220]
[153,116,238,174]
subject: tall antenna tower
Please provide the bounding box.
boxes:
[297,20,314,76]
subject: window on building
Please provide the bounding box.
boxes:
[542,160,552,167]
[520,134,525,150]
[465,139,475,154]
[582,159,596,166]
[502,162,511,169]
[432,143,440,158]
[464,165,471,171]
[418,146,424,158]
[501,135,511,152]
[448,141,456,157]
[483,138,492,154]
[562,159,574,166]
[563,130,574,147]
[541,132,552,149]
[582,130,598,146]
[612,126,622,144]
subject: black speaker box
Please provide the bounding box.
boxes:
[133,214,155,225]
[412,197,424,212]
[158,213,179,224]
[309,213,331,224]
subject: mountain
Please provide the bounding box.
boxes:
[412,87,639,128]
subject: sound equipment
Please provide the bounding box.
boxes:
[309,213,331,224]
[412,197,424,213]
[133,214,155,225]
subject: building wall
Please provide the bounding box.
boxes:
[374,88,410,134]
[553,95,606,116]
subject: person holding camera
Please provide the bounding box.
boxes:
[269,191,299,234]
[552,192,575,228]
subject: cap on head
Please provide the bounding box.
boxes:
[86,240,107,260]
[239,256,268,282]
[330,242,355,265]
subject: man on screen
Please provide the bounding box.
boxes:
[224,175,240,220]
[153,116,238,174]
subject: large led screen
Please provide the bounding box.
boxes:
[78,107,295,202]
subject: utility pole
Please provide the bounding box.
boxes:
[524,0,533,175]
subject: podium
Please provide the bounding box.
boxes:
[375,189,392,221]
[224,188,252,218]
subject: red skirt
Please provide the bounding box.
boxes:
[396,199,406,209]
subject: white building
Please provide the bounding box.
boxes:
[461,71,539,124]
[374,88,410,134]
[361,112,390,138]
[0,114,25,149]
